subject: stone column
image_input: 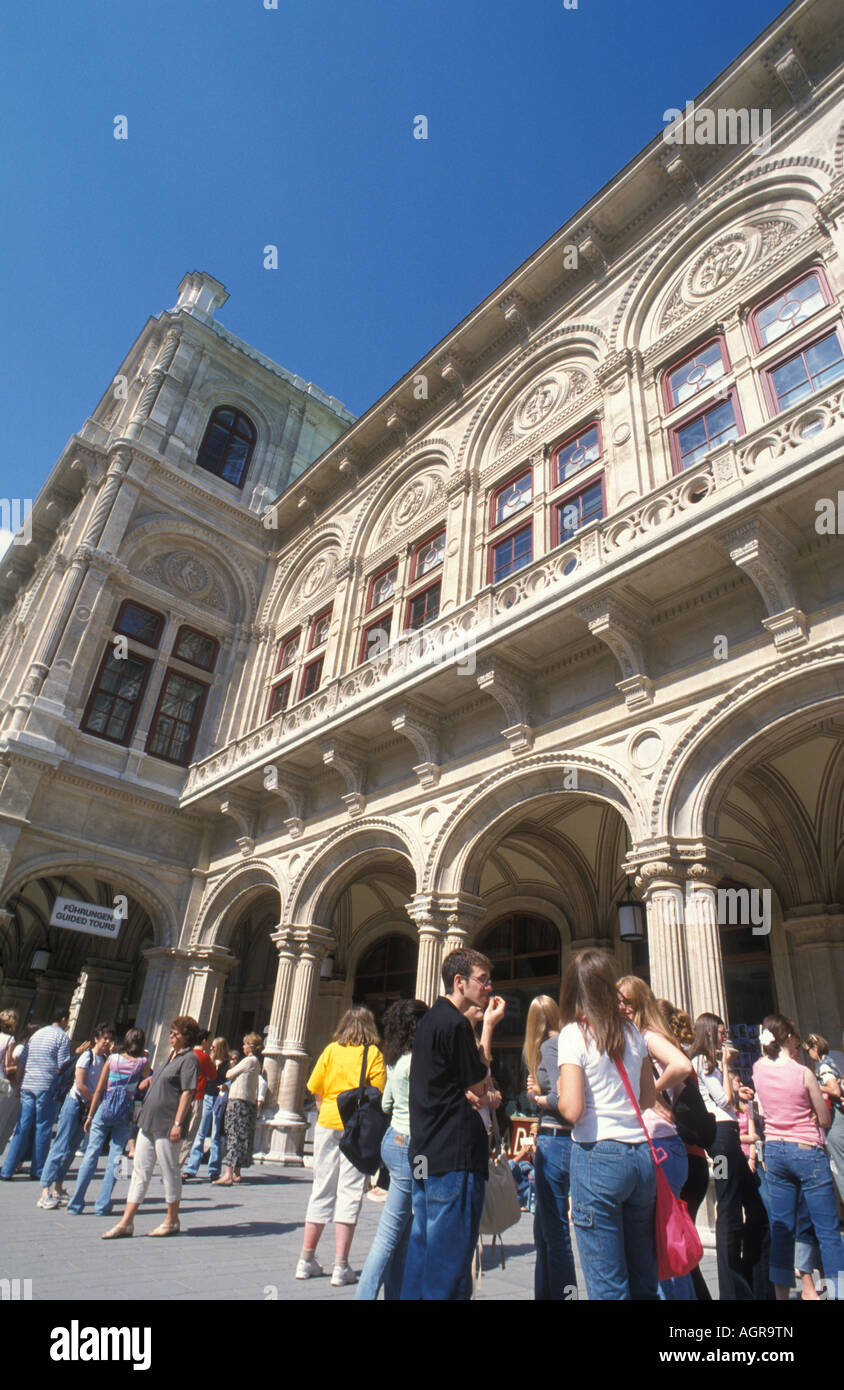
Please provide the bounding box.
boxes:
[684,863,729,1023]
[406,892,486,999]
[177,946,238,1034]
[262,927,299,1100]
[71,959,134,1043]
[781,911,844,1043]
[635,861,691,1013]
[270,925,334,1165]
[414,927,444,1005]
[134,947,199,1066]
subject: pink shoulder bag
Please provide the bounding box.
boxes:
[615,1057,704,1281]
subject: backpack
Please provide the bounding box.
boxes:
[336,1045,388,1175]
[99,1066,138,1125]
[52,1053,83,1106]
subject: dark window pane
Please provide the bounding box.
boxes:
[196,408,256,489]
[116,603,163,647]
[174,628,217,671]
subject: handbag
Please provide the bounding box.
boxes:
[336,1045,389,1175]
[672,1071,716,1150]
[615,1057,704,1281]
[478,1107,521,1266]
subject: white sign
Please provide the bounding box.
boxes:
[49,897,122,941]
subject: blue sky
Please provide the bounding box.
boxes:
[0,0,788,550]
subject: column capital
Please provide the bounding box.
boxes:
[405,892,486,934]
[291,924,335,961]
[269,925,300,957]
[625,838,733,892]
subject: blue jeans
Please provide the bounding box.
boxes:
[0,1088,59,1180]
[356,1128,414,1300]
[509,1159,533,1208]
[570,1139,658,1300]
[534,1132,576,1299]
[654,1133,697,1301]
[67,1111,131,1215]
[183,1095,216,1173]
[400,1170,486,1301]
[764,1141,844,1294]
[40,1092,87,1191]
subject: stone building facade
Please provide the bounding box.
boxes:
[1,0,844,1162]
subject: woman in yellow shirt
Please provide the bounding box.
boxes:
[296,1006,386,1287]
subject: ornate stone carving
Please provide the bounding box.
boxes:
[576,595,653,709]
[321,738,367,817]
[717,518,808,650]
[476,655,533,753]
[766,36,812,106]
[499,291,533,340]
[388,701,442,787]
[377,473,445,541]
[658,219,798,331]
[263,766,307,838]
[139,550,228,613]
[294,550,338,604]
[219,798,255,857]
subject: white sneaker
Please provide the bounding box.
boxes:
[295,1257,324,1280]
[330,1264,358,1286]
[38,1195,60,1210]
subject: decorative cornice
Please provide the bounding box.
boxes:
[475,654,534,753]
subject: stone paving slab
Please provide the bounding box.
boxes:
[0,1160,719,1302]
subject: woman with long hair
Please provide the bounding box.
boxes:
[692,1012,768,1299]
[296,1005,386,1287]
[102,1016,200,1238]
[0,1009,21,1155]
[753,1015,844,1299]
[68,1026,150,1216]
[213,1033,262,1186]
[356,999,428,1300]
[617,978,697,1300]
[184,1035,230,1181]
[557,949,658,1300]
[524,994,577,1299]
[39,1022,115,1208]
[805,1032,844,1203]
[660,998,714,1301]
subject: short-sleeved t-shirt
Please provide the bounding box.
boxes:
[307,1043,386,1130]
[139,1049,200,1139]
[409,997,488,1178]
[558,1022,649,1143]
[71,1049,106,1101]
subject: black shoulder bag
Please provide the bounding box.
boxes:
[336,1045,388,1175]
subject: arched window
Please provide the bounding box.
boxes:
[475,913,561,1113]
[353,934,418,1019]
[196,407,257,488]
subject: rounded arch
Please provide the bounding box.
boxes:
[344,439,456,568]
[0,854,177,950]
[655,644,844,840]
[260,524,347,629]
[456,325,606,479]
[192,860,283,948]
[121,516,257,622]
[612,161,833,353]
[191,379,276,451]
[425,754,645,896]
[287,819,422,925]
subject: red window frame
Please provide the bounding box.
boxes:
[661,337,731,412]
[113,599,165,650]
[172,625,219,672]
[749,266,834,352]
[360,612,393,663]
[551,421,603,486]
[487,520,533,584]
[367,561,398,613]
[553,478,606,546]
[80,647,153,747]
[309,608,332,651]
[300,657,324,700]
[267,678,292,719]
[490,467,532,530]
[411,529,446,581]
[275,629,301,673]
[668,390,745,475]
[760,324,844,416]
[404,581,441,631]
[144,668,210,766]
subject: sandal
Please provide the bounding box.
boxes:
[102,1224,134,1240]
[147,1221,180,1237]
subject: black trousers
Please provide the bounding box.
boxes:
[708,1120,770,1300]
[681,1150,712,1301]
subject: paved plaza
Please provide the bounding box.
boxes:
[0,1156,719,1302]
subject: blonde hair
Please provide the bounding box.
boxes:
[211,1036,230,1064]
[243,1032,263,1056]
[659,999,695,1049]
[805,1033,829,1057]
[333,1006,379,1048]
[617,976,672,1040]
[0,1009,19,1034]
[523,995,560,1080]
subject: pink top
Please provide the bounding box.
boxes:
[752,1056,823,1147]
[737,1107,752,1155]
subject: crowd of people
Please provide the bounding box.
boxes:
[1,945,843,1300]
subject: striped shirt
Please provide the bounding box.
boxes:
[20,1024,71,1094]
